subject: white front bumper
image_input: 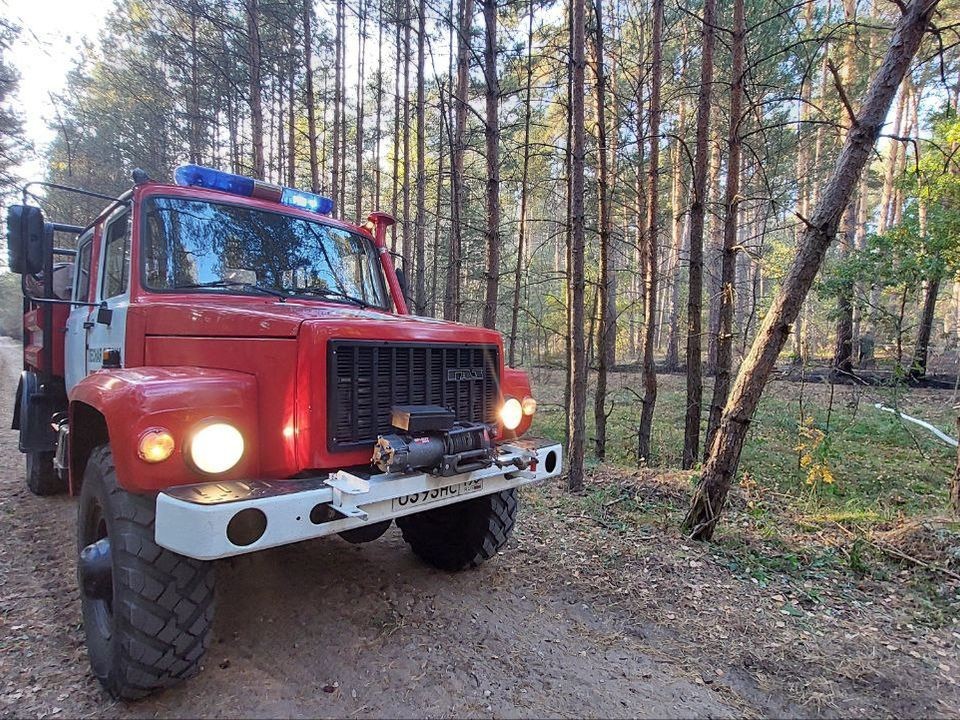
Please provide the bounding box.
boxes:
[154,438,562,560]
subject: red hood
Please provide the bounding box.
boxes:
[135,295,500,344]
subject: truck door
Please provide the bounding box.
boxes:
[86,208,131,375]
[64,230,94,391]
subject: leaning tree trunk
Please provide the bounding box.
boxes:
[682,0,717,469]
[682,0,940,541]
[637,0,663,462]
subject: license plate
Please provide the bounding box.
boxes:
[391,479,484,511]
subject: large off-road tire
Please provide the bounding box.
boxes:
[26,450,66,496]
[396,489,518,571]
[77,445,215,700]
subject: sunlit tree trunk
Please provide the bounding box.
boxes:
[591,0,614,459]
[446,0,474,321]
[682,0,716,469]
[247,0,265,178]
[303,0,319,191]
[481,0,501,330]
[567,0,587,492]
[704,0,745,455]
[637,0,663,463]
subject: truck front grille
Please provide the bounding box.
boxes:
[327,341,500,452]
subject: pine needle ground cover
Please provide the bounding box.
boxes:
[522,369,959,716]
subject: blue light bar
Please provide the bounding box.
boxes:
[281,188,334,215]
[175,164,255,197]
[174,164,335,216]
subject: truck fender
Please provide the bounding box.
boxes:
[13,370,64,453]
[68,367,259,495]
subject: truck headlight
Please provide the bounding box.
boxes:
[190,422,244,474]
[499,397,523,430]
[521,396,537,416]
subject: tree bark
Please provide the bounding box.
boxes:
[682,0,716,469]
[402,0,412,287]
[682,0,939,541]
[414,0,427,314]
[246,0,265,178]
[508,3,535,367]
[481,0,500,330]
[591,0,614,460]
[704,0,745,454]
[355,0,367,221]
[446,0,474,321]
[637,0,663,463]
[911,273,941,380]
[332,0,344,208]
[567,0,588,492]
[303,0,319,191]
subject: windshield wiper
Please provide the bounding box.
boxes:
[288,286,369,308]
[171,279,287,301]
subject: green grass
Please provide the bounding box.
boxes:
[529,370,956,527]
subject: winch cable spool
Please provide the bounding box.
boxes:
[372,422,495,476]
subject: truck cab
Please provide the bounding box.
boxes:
[6,166,561,700]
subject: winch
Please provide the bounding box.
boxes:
[371,405,500,476]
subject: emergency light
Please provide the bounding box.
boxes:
[174,164,334,215]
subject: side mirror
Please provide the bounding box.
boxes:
[6,205,45,275]
[395,266,409,301]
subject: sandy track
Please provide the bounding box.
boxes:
[0,339,734,719]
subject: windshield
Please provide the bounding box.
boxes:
[141,196,389,308]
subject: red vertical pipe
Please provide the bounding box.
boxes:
[367,212,408,314]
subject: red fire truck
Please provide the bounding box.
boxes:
[6,166,562,699]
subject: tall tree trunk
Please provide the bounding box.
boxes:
[188,7,201,164]
[664,94,687,372]
[509,3,535,367]
[704,0,745,454]
[911,198,938,379]
[332,0,344,208]
[374,10,384,207]
[591,0,613,459]
[414,0,427,313]
[391,16,402,250]
[791,0,815,362]
[682,0,939,541]
[246,0,265,178]
[402,0,412,293]
[481,0,501,330]
[877,84,906,235]
[832,0,860,374]
[287,59,296,187]
[303,0,319,191]
[567,0,588,492]
[446,0,474,321]
[355,0,367,221]
[637,0,663,462]
[682,0,716,469]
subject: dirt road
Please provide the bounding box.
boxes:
[0,340,737,719]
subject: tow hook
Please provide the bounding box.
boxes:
[494,453,536,471]
[79,538,113,601]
